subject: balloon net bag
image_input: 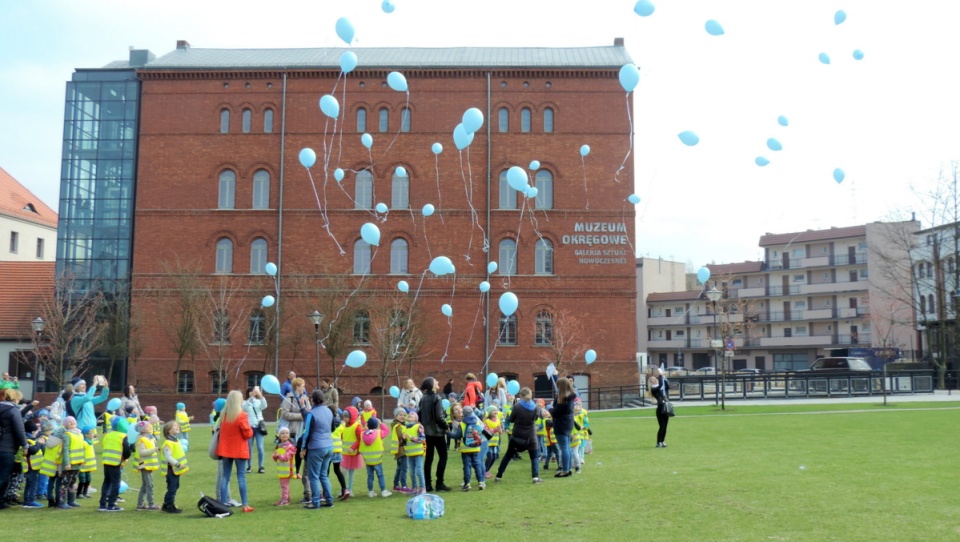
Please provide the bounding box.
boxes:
[406,493,444,520]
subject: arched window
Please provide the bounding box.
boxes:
[919,295,926,313]
[252,169,270,209]
[357,107,367,132]
[535,310,554,345]
[543,107,554,133]
[219,109,230,133]
[535,170,553,209]
[263,109,274,133]
[499,239,517,276]
[176,370,194,393]
[918,264,925,278]
[245,371,265,389]
[391,168,409,209]
[354,239,371,274]
[209,371,228,394]
[949,257,956,274]
[215,238,233,273]
[242,108,252,133]
[355,170,373,209]
[250,238,267,274]
[928,294,935,314]
[498,107,509,132]
[498,170,516,210]
[353,310,370,344]
[498,313,517,345]
[401,107,411,132]
[218,170,235,209]
[521,107,531,133]
[535,239,554,274]
[390,238,409,274]
[379,107,389,132]
[248,310,266,345]
[927,262,934,278]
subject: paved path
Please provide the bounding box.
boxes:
[675,389,960,407]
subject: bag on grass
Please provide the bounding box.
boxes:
[406,493,444,520]
[198,495,232,518]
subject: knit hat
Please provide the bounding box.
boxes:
[406,412,418,423]
[367,417,380,430]
[40,420,54,433]
[176,402,185,411]
[63,416,77,426]
[37,408,50,418]
[393,407,407,418]
[213,398,226,412]
[485,406,498,416]
[462,406,473,416]
[111,416,123,430]
[144,405,157,415]
[363,400,373,409]
[70,377,84,388]
[80,425,95,436]
[136,421,152,434]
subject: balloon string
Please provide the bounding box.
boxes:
[305,169,345,255]
[463,290,485,351]
[439,271,456,364]
[423,215,433,260]
[621,201,636,256]
[433,154,445,224]
[580,155,590,209]
[614,91,634,184]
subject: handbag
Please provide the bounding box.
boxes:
[659,398,676,417]
[208,428,221,460]
[256,419,268,435]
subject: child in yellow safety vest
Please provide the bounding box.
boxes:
[77,425,97,499]
[339,407,363,501]
[57,416,84,509]
[355,417,391,498]
[98,416,131,511]
[160,421,188,513]
[483,406,503,476]
[572,399,587,474]
[21,418,46,508]
[134,420,161,510]
[452,406,485,491]
[401,412,426,494]
[174,402,193,441]
[271,427,296,506]
[390,408,409,494]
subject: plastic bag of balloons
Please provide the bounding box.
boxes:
[407,493,444,520]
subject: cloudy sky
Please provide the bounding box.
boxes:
[2,0,958,267]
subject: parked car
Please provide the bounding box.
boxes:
[735,368,762,375]
[809,357,873,371]
[663,366,689,377]
[693,367,717,375]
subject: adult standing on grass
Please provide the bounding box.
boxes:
[68,376,110,433]
[397,379,422,411]
[320,378,339,411]
[216,390,255,513]
[0,389,28,509]
[243,386,268,473]
[493,387,544,484]
[120,385,144,419]
[300,389,336,509]
[280,371,296,398]
[648,366,671,448]
[549,378,577,478]
[419,377,451,492]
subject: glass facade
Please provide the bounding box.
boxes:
[56,70,140,293]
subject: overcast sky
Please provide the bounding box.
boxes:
[2,0,958,268]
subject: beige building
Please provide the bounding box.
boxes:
[0,166,58,262]
[635,257,687,362]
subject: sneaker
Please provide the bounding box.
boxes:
[299,498,311,504]
[494,477,502,483]
[258,467,265,474]
[425,486,434,492]
[22,501,45,509]
[660,443,668,448]
[227,499,242,507]
[242,505,255,513]
[368,491,377,498]
[115,498,125,503]
[88,488,97,493]
[98,506,109,512]
[148,505,161,511]
[436,483,452,492]
[340,490,351,502]
[106,505,123,512]
[532,477,543,484]
[392,486,404,493]
[137,505,149,511]
[478,482,485,491]
[381,490,392,498]
[461,483,471,492]
[302,502,320,510]
[68,502,81,508]
[161,504,182,514]
[575,467,581,474]
[320,500,334,508]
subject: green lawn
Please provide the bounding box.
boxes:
[9,403,960,540]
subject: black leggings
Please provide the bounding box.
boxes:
[656,411,670,444]
[327,461,346,492]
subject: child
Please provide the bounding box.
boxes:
[338,407,363,501]
[160,421,188,513]
[328,415,347,501]
[174,402,193,442]
[360,399,377,425]
[38,420,60,507]
[99,416,131,512]
[356,417,391,498]
[447,402,463,451]
[148,412,163,441]
[135,420,160,510]
[543,416,559,470]
[272,427,296,506]
[390,408,409,493]
[453,406,485,491]
[58,416,84,509]
[483,406,502,476]
[77,425,97,499]
[402,412,426,494]
[535,399,547,462]
[21,419,46,508]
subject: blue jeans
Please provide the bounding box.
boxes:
[366,463,385,492]
[406,455,424,490]
[556,433,572,473]
[248,431,265,470]
[461,452,484,485]
[23,470,39,504]
[215,459,232,502]
[393,456,407,488]
[219,458,248,506]
[164,466,180,506]
[306,446,333,506]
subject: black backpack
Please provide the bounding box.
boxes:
[197,495,232,518]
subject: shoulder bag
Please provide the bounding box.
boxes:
[659,398,676,417]
[208,419,221,460]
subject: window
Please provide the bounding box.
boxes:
[242,108,252,133]
[379,107,389,132]
[535,170,553,209]
[213,309,230,344]
[353,310,370,344]
[252,169,270,209]
[9,231,18,253]
[245,371,265,390]
[793,274,805,282]
[498,313,517,345]
[928,294,935,314]
[676,330,685,337]
[858,241,867,250]
[498,170,517,210]
[535,239,553,274]
[534,310,553,345]
[952,291,957,313]
[209,371,228,394]
[218,170,236,209]
[859,268,868,278]
[949,257,956,274]
[917,264,924,278]
[250,238,267,274]
[263,109,274,133]
[220,109,229,133]
[355,170,373,209]
[732,279,742,287]
[498,107,509,132]
[926,262,933,278]
[794,326,807,336]
[499,239,517,275]
[521,107,531,132]
[390,238,408,274]
[926,235,933,246]
[400,107,411,132]
[392,168,409,209]
[792,248,803,257]
[919,296,926,313]
[248,310,266,344]
[36,238,44,259]
[357,107,367,132]
[176,370,194,393]
[354,239,371,274]
[543,107,554,133]
[215,238,233,273]
[794,300,806,309]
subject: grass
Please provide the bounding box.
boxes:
[9,402,960,540]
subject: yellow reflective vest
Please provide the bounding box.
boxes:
[23,439,43,473]
[81,440,97,472]
[64,431,85,468]
[459,422,481,454]
[274,443,294,479]
[136,435,159,472]
[358,429,386,466]
[161,437,188,476]
[331,423,343,454]
[341,422,360,457]
[39,436,62,477]
[175,411,191,433]
[101,430,127,467]
[402,424,425,457]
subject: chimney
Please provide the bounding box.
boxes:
[177,40,191,50]
[614,37,624,46]
[128,49,155,67]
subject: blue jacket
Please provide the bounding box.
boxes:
[300,404,335,451]
[69,386,109,430]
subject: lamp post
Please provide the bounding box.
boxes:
[31,317,45,394]
[706,286,722,407]
[309,310,324,389]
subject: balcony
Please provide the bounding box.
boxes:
[648,316,683,326]
[800,281,868,295]
[738,286,766,298]
[837,307,858,318]
[760,334,833,347]
[648,339,688,349]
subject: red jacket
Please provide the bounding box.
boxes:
[462,380,483,408]
[216,411,253,459]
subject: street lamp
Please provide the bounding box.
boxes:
[706,286,722,407]
[31,317,45,394]
[309,310,324,389]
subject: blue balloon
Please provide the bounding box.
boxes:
[618,64,640,92]
[442,399,451,410]
[697,266,711,284]
[529,160,540,170]
[833,168,845,184]
[387,71,408,92]
[755,156,770,167]
[705,20,725,36]
[834,10,846,25]
[431,142,443,154]
[429,256,455,276]
[777,115,789,127]
[214,398,226,412]
[525,186,538,199]
[441,304,453,317]
[818,52,831,65]
[506,166,528,192]
[462,108,484,133]
[507,380,520,396]
[340,51,357,74]
[261,374,281,395]
[334,168,345,182]
[320,95,339,118]
[479,281,490,293]
[397,280,409,293]
[265,262,277,276]
[382,0,396,14]
[453,123,474,150]
[375,202,388,214]
[498,292,518,317]
[486,373,498,388]
[361,133,373,149]
[585,349,597,364]
[767,138,782,151]
[126,424,139,445]
[299,148,316,168]
[106,397,122,411]
[852,49,864,60]
[395,166,407,177]
[262,295,275,308]
[422,203,435,217]
[345,350,367,368]
[634,0,655,17]
[627,194,641,204]
[360,223,380,246]
[335,17,355,45]
[678,131,700,146]
[119,480,128,494]
[487,262,498,274]
[389,385,400,398]
[580,144,590,157]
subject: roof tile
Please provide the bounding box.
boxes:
[0,261,55,339]
[0,166,58,228]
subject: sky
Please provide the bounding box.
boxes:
[2,0,959,269]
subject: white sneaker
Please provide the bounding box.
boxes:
[478,482,485,490]
[381,490,392,498]
[227,499,242,507]
[368,491,377,498]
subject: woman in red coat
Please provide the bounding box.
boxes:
[216,390,254,512]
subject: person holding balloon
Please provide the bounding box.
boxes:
[242,387,268,474]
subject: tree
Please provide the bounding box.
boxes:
[367,297,428,414]
[35,273,107,390]
[98,280,132,384]
[537,308,587,376]
[149,259,204,389]
[195,275,254,394]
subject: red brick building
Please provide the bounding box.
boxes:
[124,40,638,407]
